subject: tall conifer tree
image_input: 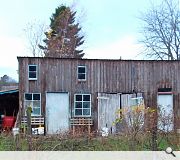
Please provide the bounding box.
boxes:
[39,5,84,58]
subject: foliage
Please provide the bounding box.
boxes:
[0,133,179,151]
[114,103,157,150]
[140,0,180,60]
[0,133,16,151]
[0,75,17,90]
[0,75,16,84]
[114,98,176,150]
[157,105,173,132]
[39,5,85,58]
[50,5,67,31]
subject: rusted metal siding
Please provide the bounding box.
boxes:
[18,57,180,130]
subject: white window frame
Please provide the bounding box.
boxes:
[74,94,91,117]
[24,93,41,116]
[28,65,38,80]
[77,65,86,81]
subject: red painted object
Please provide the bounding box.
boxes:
[2,116,16,128]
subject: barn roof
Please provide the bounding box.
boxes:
[17,56,180,63]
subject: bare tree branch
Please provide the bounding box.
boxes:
[139,0,180,60]
[23,20,48,57]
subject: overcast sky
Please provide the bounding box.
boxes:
[0,0,161,80]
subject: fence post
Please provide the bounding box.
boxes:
[26,106,32,151]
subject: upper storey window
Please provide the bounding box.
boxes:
[78,65,86,81]
[28,65,37,80]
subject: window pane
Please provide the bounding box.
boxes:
[83,95,90,101]
[83,109,90,116]
[78,66,85,73]
[29,65,36,71]
[33,94,40,100]
[25,101,33,108]
[32,107,40,115]
[29,72,37,78]
[75,109,82,116]
[76,95,82,101]
[83,102,90,108]
[75,102,82,108]
[25,94,32,100]
[33,101,40,108]
[78,74,85,80]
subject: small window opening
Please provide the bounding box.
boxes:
[28,65,37,80]
[78,65,86,81]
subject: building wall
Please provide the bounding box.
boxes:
[18,57,180,130]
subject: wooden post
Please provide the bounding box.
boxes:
[177,129,180,145]
[14,134,20,150]
[26,106,32,151]
[26,106,32,135]
[73,125,75,135]
[88,125,91,135]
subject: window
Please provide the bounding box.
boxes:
[28,65,37,80]
[77,65,86,81]
[74,94,91,116]
[24,93,41,116]
[130,97,144,107]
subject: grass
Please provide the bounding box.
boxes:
[0,132,179,151]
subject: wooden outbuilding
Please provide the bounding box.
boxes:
[17,57,180,134]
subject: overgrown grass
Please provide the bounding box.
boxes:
[0,132,179,151]
[0,133,15,151]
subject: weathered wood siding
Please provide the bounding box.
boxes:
[97,93,120,133]
[18,57,180,130]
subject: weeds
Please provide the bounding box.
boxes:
[0,132,179,151]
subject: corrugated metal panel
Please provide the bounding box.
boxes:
[0,89,18,95]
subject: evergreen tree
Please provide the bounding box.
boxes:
[39,5,84,58]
